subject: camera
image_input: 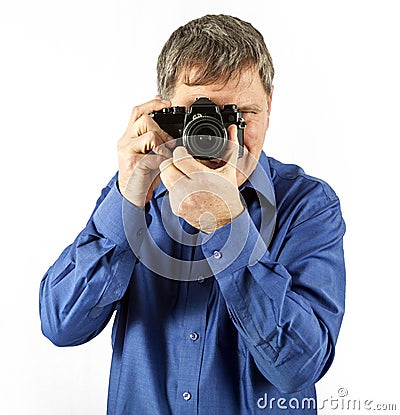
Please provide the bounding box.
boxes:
[151,97,246,159]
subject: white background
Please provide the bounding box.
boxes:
[1,1,399,413]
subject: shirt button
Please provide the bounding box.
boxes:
[197,276,205,284]
[114,284,121,296]
[136,228,145,237]
[182,391,191,401]
[189,332,199,341]
[213,250,222,259]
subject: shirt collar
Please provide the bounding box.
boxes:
[239,151,275,208]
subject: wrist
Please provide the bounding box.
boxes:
[200,202,244,234]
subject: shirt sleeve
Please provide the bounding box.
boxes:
[201,188,346,394]
[39,175,141,347]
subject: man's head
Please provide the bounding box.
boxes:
[157,14,274,100]
[156,15,275,173]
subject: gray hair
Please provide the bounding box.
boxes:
[157,14,274,99]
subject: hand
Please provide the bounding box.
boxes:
[117,98,172,208]
[159,130,245,233]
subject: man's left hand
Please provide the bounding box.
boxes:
[159,141,244,234]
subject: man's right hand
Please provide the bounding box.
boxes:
[117,98,173,209]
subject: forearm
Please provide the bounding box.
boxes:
[39,231,135,346]
[215,260,337,393]
[39,179,138,346]
[202,202,346,393]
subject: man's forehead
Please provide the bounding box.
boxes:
[172,70,266,107]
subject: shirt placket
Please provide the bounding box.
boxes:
[174,232,213,415]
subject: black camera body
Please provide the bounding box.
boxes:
[151,97,246,159]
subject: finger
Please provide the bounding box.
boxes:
[226,123,255,181]
[125,131,167,154]
[127,98,171,129]
[159,157,173,172]
[217,126,240,170]
[131,115,173,144]
[123,122,174,159]
[159,158,185,189]
[226,124,240,158]
[152,141,174,159]
[172,146,208,176]
[137,153,166,172]
[227,124,238,144]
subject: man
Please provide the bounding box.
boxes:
[40,14,346,414]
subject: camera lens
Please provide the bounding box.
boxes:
[182,117,227,159]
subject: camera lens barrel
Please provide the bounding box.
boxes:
[182,116,227,159]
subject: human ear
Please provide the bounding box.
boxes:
[267,86,274,116]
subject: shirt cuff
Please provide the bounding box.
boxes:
[200,209,268,277]
[122,197,152,256]
[92,182,127,245]
[92,182,149,250]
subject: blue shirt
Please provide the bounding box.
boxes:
[39,152,346,414]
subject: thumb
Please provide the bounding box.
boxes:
[220,125,240,169]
